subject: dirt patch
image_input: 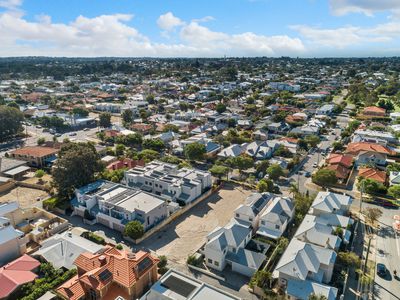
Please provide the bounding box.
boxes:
[0,187,49,208]
[139,184,251,267]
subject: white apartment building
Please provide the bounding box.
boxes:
[124,161,212,204]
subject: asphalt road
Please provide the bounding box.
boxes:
[369,203,400,300]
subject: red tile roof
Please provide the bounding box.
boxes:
[345,142,393,156]
[107,159,145,171]
[325,165,351,180]
[363,106,386,113]
[11,146,59,158]
[0,255,40,298]
[358,168,387,184]
[327,154,354,168]
[57,246,158,300]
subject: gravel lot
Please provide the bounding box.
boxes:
[139,184,252,268]
[0,187,48,208]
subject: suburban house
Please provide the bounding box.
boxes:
[0,254,40,300]
[294,215,343,250]
[286,280,338,300]
[0,202,28,266]
[256,196,294,240]
[309,192,352,217]
[72,180,169,232]
[362,106,386,117]
[56,246,159,300]
[9,146,59,167]
[358,167,387,185]
[345,142,393,166]
[203,218,265,277]
[217,144,244,158]
[0,158,29,180]
[234,192,273,229]
[140,269,241,300]
[272,238,337,289]
[124,161,212,204]
[34,231,106,270]
[389,171,400,186]
[353,129,398,145]
[325,154,353,183]
[316,104,335,116]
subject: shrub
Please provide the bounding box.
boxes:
[83,232,105,245]
[124,220,145,240]
[187,254,203,267]
[116,244,123,250]
[42,197,58,210]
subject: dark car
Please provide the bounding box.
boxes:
[377,263,387,277]
[304,171,311,178]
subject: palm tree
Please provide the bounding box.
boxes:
[289,183,299,197]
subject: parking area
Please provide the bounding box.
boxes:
[139,184,252,268]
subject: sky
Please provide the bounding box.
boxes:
[0,0,400,57]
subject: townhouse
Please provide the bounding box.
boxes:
[124,161,212,204]
[72,180,168,232]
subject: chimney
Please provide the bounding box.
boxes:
[98,255,106,266]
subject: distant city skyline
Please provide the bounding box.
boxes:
[0,0,400,57]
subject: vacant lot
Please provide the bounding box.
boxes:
[0,187,48,208]
[139,184,251,268]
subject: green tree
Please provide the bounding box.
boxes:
[337,251,361,268]
[99,112,112,128]
[304,135,321,148]
[184,142,206,161]
[216,102,227,114]
[72,107,89,117]
[138,149,160,162]
[308,294,328,300]
[249,270,272,289]
[35,169,45,179]
[52,143,103,200]
[267,164,284,180]
[115,144,125,156]
[122,109,134,127]
[37,137,46,145]
[124,220,144,240]
[257,179,274,193]
[158,255,168,275]
[388,185,400,199]
[7,101,20,109]
[0,106,24,142]
[209,165,229,180]
[125,133,143,147]
[143,138,165,151]
[312,169,337,186]
[357,178,387,194]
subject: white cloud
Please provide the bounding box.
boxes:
[0,10,306,57]
[0,0,22,10]
[157,12,184,31]
[330,0,400,16]
[291,22,400,48]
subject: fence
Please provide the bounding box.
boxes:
[126,186,218,244]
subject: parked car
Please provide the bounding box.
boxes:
[377,263,387,277]
[69,132,77,136]
[304,171,311,178]
[313,162,318,168]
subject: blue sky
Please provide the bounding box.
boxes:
[0,0,400,57]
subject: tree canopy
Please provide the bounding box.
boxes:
[99,112,112,128]
[0,105,24,142]
[124,220,144,240]
[312,169,337,186]
[52,143,103,200]
[184,142,206,161]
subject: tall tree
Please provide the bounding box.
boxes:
[52,143,103,200]
[99,112,111,128]
[0,106,24,142]
[184,142,206,161]
[121,109,134,127]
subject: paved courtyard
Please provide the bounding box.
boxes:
[139,184,251,267]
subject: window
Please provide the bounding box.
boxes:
[235,213,240,218]
[275,224,280,229]
[261,220,265,225]
[232,247,236,253]
[249,217,253,222]
[214,261,219,267]
[208,258,212,264]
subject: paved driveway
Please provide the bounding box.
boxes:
[138,184,251,267]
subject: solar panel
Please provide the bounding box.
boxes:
[137,257,153,274]
[99,269,112,282]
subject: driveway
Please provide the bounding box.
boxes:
[138,184,251,267]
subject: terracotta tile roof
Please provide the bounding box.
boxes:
[58,246,158,300]
[358,167,387,184]
[325,165,351,180]
[345,142,393,155]
[11,146,59,158]
[56,275,85,300]
[363,106,386,114]
[0,255,40,298]
[327,154,353,168]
